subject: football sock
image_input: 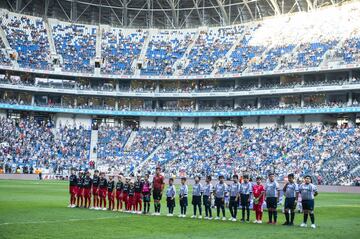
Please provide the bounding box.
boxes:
[285,212,289,223]
[290,212,295,223]
[268,211,273,222]
[273,211,277,222]
[229,206,234,218]
[304,213,308,223]
[310,213,315,224]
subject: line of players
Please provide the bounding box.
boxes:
[68,167,318,229]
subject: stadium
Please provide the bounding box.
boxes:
[0,0,359,238]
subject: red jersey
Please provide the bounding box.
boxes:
[252,184,265,202]
[153,174,164,190]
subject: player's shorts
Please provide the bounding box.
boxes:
[203,195,211,207]
[253,202,263,212]
[116,191,122,200]
[215,197,224,207]
[128,196,134,205]
[122,192,128,203]
[240,194,250,207]
[83,188,91,198]
[76,187,83,197]
[134,192,142,203]
[108,191,114,200]
[180,197,188,207]
[69,185,77,195]
[266,197,278,209]
[153,189,162,201]
[143,193,151,202]
[99,188,107,198]
[284,197,296,209]
[229,196,239,207]
[92,187,99,196]
[302,200,314,211]
[192,195,201,205]
[167,197,175,208]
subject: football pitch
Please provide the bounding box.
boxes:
[0,180,359,239]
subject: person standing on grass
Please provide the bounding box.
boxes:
[252,176,265,224]
[91,170,100,209]
[191,176,203,219]
[240,175,252,222]
[203,175,214,220]
[152,166,165,216]
[299,175,318,229]
[115,174,124,211]
[179,177,188,218]
[68,169,77,208]
[283,173,299,226]
[127,181,136,212]
[134,175,143,213]
[214,175,228,221]
[107,175,115,211]
[76,171,84,208]
[166,178,176,216]
[265,173,280,224]
[122,177,130,211]
[83,171,92,208]
[98,172,108,210]
[228,174,240,222]
[142,174,152,214]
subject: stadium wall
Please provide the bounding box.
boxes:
[243,116,259,128]
[285,115,303,127]
[198,118,213,129]
[180,117,195,128]
[139,117,156,128]
[0,109,6,118]
[55,113,92,128]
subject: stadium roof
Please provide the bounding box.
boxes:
[0,0,354,29]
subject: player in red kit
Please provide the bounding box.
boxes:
[152,166,165,216]
[68,169,77,208]
[83,171,93,208]
[107,175,115,211]
[123,177,130,212]
[91,170,100,210]
[134,175,143,214]
[252,176,265,223]
[115,174,124,211]
[76,171,84,208]
[98,172,108,210]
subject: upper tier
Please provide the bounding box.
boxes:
[0,2,360,80]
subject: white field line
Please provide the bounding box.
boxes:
[0,215,131,226]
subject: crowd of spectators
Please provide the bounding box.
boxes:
[0,117,91,175]
[0,5,359,76]
[101,28,145,75]
[94,124,360,186]
[0,12,51,70]
[52,22,96,73]
[142,30,195,76]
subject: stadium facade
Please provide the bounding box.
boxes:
[0,0,359,129]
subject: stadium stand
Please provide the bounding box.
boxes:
[101,28,145,75]
[0,11,51,70]
[0,117,91,174]
[51,21,96,73]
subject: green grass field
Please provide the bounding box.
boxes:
[0,180,359,239]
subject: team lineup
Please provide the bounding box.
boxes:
[68,166,318,228]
